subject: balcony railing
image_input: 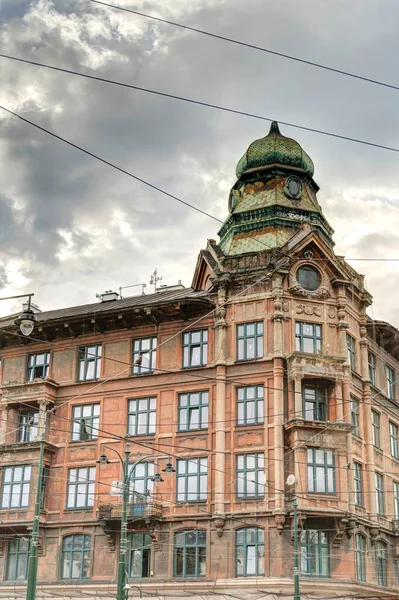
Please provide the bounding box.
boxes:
[98,499,162,521]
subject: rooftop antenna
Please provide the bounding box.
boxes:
[118,283,146,299]
[149,268,162,292]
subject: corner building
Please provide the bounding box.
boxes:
[0,123,399,600]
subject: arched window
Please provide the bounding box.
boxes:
[376,540,387,586]
[355,534,366,582]
[174,530,206,577]
[236,527,265,577]
[61,535,91,580]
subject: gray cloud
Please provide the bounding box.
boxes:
[0,0,399,322]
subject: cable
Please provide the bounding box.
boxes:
[87,0,399,96]
[4,53,399,158]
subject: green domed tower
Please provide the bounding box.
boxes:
[218,122,334,255]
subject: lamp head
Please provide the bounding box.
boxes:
[162,457,176,474]
[14,308,36,336]
[151,472,164,484]
[96,453,110,466]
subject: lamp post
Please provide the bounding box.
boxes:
[287,474,300,600]
[97,444,175,600]
[26,433,45,600]
[0,292,37,336]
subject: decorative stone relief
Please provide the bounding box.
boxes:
[295,303,322,317]
[213,515,225,538]
[327,307,336,319]
[274,513,286,534]
[288,284,331,300]
[282,301,290,312]
[237,432,263,446]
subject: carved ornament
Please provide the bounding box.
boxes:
[289,284,331,300]
[295,303,322,317]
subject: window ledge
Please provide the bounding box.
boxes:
[125,434,156,440]
[69,440,98,445]
[64,507,94,512]
[177,429,208,435]
[181,364,208,371]
[235,423,264,430]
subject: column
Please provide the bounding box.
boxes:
[214,282,228,516]
[334,380,344,421]
[0,404,8,444]
[37,399,49,440]
[294,376,302,419]
[274,358,285,510]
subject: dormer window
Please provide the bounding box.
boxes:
[296,265,321,291]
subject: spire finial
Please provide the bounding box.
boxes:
[269,121,281,135]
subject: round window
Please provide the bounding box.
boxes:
[284,176,302,199]
[296,265,321,291]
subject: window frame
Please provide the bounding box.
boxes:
[19,411,39,442]
[350,397,360,437]
[130,462,154,500]
[302,386,326,421]
[61,534,91,580]
[236,453,265,499]
[127,532,151,578]
[182,330,208,368]
[77,345,102,382]
[236,322,264,361]
[71,404,100,442]
[372,411,381,449]
[176,458,207,503]
[346,334,356,371]
[393,481,399,520]
[376,540,387,587]
[375,472,384,516]
[132,337,157,375]
[0,465,32,509]
[300,530,329,577]
[178,391,209,432]
[353,462,363,507]
[27,351,50,381]
[355,534,366,582]
[173,530,206,578]
[295,322,322,354]
[237,385,264,426]
[127,397,156,437]
[386,364,395,400]
[389,421,399,459]
[6,538,30,581]
[307,448,335,494]
[66,467,95,509]
[368,351,376,385]
[235,527,265,577]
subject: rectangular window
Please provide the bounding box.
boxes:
[71,404,100,441]
[302,386,325,421]
[376,542,387,586]
[300,530,329,577]
[372,411,380,448]
[236,322,264,361]
[368,352,376,385]
[130,462,154,500]
[27,352,50,381]
[6,538,30,581]
[178,391,209,431]
[19,412,39,442]
[351,397,360,437]
[177,458,207,502]
[61,535,91,579]
[236,527,265,577]
[127,397,156,436]
[66,467,95,509]
[128,532,151,578]
[307,448,335,494]
[236,453,265,499]
[389,422,399,459]
[237,385,264,426]
[375,472,384,515]
[78,345,102,381]
[355,534,366,582]
[346,334,356,371]
[182,330,208,368]
[393,481,399,519]
[295,322,322,354]
[1,465,31,509]
[354,462,363,507]
[174,530,206,578]
[386,365,395,400]
[132,337,157,375]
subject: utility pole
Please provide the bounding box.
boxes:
[293,496,301,600]
[26,433,45,600]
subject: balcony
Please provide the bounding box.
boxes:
[1,378,58,407]
[98,499,162,523]
[286,352,346,382]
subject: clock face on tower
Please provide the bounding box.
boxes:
[284,176,302,199]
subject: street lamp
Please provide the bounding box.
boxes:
[287,474,300,600]
[97,444,173,600]
[0,292,37,336]
[26,433,45,600]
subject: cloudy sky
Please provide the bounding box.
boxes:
[1,0,399,323]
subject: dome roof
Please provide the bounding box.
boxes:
[236,121,314,179]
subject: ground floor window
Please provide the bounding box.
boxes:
[236,527,264,576]
[61,535,91,579]
[6,538,30,581]
[376,541,387,586]
[300,530,329,577]
[127,532,151,577]
[355,534,366,582]
[174,530,206,577]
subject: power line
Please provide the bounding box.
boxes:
[88,0,399,95]
[3,52,399,156]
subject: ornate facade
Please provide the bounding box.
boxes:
[0,123,398,599]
